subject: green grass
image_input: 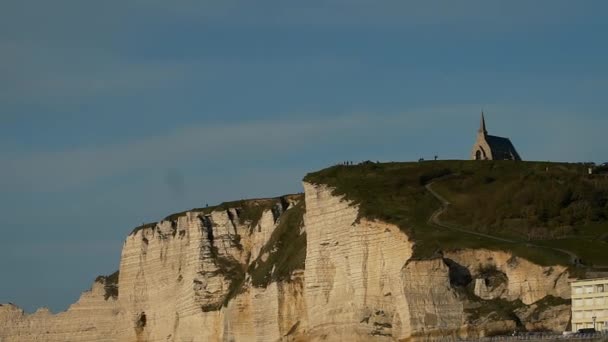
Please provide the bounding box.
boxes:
[192,194,305,306]
[304,161,448,235]
[534,238,608,267]
[304,160,608,266]
[218,195,305,304]
[130,194,302,236]
[130,222,157,235]
[163,199,275,227]
[432,162,608,238]
[248,200,306,287]
[432,161,608,266]
[215,253,246,308]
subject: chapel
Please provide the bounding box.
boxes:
[471,113,521,161]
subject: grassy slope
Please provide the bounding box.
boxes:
[304,160,608,267]
[432,161,608,266]
[130,195,301,236]
[248,200,306,287]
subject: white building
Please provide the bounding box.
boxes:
[571,278,608,332]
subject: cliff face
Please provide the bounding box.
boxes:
[444,249,570,305]
[302,183,463,340]
[0,184,573,341]
[0,283,124,342]
[0,196,305,342]
[114,198,307,342]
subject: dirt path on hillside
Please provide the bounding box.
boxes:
[425,180,581,266]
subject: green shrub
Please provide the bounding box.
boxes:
[248,200,306,287]
[95,270,119,300]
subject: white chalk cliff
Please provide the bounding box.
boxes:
[0,184,573,341]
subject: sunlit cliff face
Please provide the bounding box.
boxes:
[0,185,572,341]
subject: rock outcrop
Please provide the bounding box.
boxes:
[444,249,571,305]
[0,282,125,341]
[0,184,574,341]
[514,301,571,332]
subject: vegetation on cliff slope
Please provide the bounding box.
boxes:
[131,195,300,236]
[95,270,119,300]
[432,161,608,266]
[304,160,608,266]
[163,198,279,226]
[128,194,305,309]
[248,200,306,287]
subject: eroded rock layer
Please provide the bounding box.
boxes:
[0,184,573,341]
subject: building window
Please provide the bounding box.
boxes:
[597,284,605,293]
[574,311,583,319]
[585,298,594,306]
[585,286,594,294]
[575,286,584,294]
[574,299,583,307]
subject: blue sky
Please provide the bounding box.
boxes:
[1,1,607,312]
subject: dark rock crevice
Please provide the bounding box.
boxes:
[443,258,472,288]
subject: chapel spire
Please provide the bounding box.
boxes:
[478,111,487,135]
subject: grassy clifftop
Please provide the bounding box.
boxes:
[304,160,608,267]
[130,194,302,236]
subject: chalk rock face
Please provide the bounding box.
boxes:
[302,183,463,341]
[117,210,244,341]
[222,272,306,341]
[401,259,465,338]
[0,282,124,341]
[473,277,508,300]
[0,184,575,341]
[116,200,305,342]
[0,197,305,342]
[444,249,570,305]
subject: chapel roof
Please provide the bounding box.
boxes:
[485,134,521,161]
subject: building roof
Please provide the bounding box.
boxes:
[485,134,521,161]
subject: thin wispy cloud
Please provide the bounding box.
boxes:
[0,43,189,105]
[1,115,369,191]
[0,108,470,191]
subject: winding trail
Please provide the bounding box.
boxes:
[425,180,581,266]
